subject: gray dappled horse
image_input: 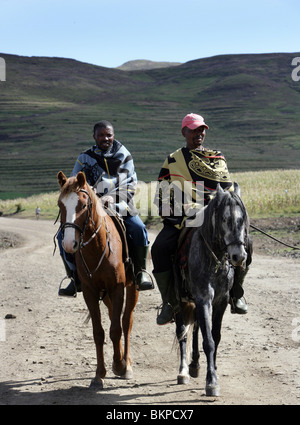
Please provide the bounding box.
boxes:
[175,183,250,396]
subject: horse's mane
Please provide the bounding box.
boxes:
[59,174,99,206]
[201,188,250,250]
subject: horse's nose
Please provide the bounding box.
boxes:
[231,252,247,266]
[62,238,78,254]
[232,254,241,264]
[228,243,247,267]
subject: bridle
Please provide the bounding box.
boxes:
[224,238,246,248]
[200,231,247,274]
[199,199,248,273]
[56,188,111,279]
[60,189,94,240]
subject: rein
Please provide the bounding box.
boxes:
[199,222,300,273]
[79,216,111,279]
[55,187,111,279]
[250,224,300,250]
[199,229,223,273]
[199,196,247,273]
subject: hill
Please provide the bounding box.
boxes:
[0,52,300,199]
[117,59,181,71]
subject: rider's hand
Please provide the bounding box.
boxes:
[101,195,114,207]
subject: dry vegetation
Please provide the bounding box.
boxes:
[231,169,300,217]
[0,169,299,221]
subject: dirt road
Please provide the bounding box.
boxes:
[0,217,299,405]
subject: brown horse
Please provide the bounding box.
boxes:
[57,171,139,388]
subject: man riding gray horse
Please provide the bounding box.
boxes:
[151,113,252,325]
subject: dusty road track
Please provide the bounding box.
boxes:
[0,217,299,405]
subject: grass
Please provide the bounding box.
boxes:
[231,169,300,217]
[1,170,299,222]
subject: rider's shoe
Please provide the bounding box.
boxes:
[230,297,248,314]
[58,272,82,297]
[153,270,179,325]
[230,266,249,314]
[58,255,82,297]
[133,245,154,291]
[157,302,174,325]
[58,279,78,297]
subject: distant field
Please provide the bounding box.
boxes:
[0,170,299,222]
[231,169,300,217]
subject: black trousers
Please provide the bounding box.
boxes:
[151,222,181,273]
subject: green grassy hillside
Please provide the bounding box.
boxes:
[0,52,300,199]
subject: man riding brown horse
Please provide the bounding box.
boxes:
[57,120,154,296]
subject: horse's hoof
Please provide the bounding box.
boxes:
[177,374,190,385]
[112,359,126,377]
[205,384,220,397]
[89,378,104,391]
[189,365,200,378]
[122,369,133,380]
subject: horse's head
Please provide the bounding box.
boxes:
[57,171,92,254]
[214,183,249,267]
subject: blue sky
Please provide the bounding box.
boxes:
[1,0,299,68]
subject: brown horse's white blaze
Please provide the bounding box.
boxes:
[60,191,80,253]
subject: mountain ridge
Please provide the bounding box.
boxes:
[117,59,181,71]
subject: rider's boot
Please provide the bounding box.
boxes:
[58,256,82,297]
[153,270,178,325]
[132,244,154,291]
[230,266,249,314]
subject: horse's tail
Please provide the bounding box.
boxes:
[181,301,196,325]
[173,301,196,360]
[173,322,194,364]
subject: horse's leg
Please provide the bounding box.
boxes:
[212,297,228,370]
[102,293,113,320]
[189,322,200,378]
[196,300,220,396]
[121,284,139,379]
[110,284,126,377]
[83,291,106,389]
[176,312,190,385]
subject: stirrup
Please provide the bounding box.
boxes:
[230,296,248,314]
[58,276,77,298]
[135,269,154,291]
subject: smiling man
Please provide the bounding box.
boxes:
[151,113,252,325]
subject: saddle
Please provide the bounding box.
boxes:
[174,227,245,304]
[104,205,130,266]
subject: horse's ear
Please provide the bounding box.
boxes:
[215,183,224,204]
[216,183,224,193]
[57,171,67,188]
[233,182,241,197]
[77,171,86,188]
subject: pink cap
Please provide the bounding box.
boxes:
[182,113,209,130]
